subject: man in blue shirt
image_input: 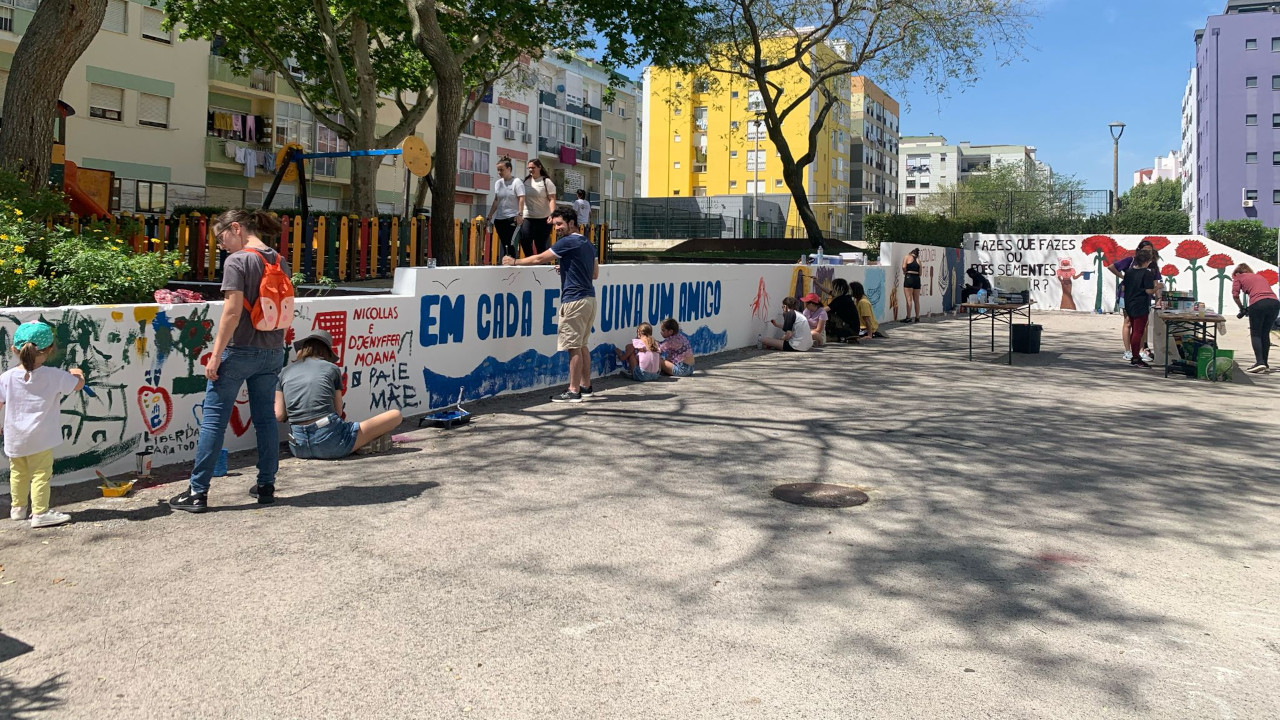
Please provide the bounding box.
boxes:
[503,208,599,403]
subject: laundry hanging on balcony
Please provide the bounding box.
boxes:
[559,146,577,165]
[207,110,271,144]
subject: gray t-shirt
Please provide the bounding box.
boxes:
[277,357,341,423]
[222,247,290,348]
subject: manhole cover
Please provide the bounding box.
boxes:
[771,483,869,508]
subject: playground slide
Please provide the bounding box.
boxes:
[63,160,111,218]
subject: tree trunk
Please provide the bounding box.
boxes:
[430,80,462,265]
[0,0,108,190]
[350,155,380,216]
[778,151,824,247]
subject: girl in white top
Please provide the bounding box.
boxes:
[2,322,85,528]
[573,189,591,228]
[521,158,557,256]
[485,158,525,259]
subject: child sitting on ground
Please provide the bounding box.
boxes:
[615,322,663,381]
[761,297,813,352]
[658,318,695,376]
[1,322,85,528]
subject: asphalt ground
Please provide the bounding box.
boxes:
[1,311,1277,719]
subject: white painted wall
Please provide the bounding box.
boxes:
[965,234,1278,315]
[1,262,887,487]
[878,242,970,319]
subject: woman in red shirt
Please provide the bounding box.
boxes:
[1232,263,1280,373]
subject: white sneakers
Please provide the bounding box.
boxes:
[1245,363,1270,374]
[16,508,70,528]
[1122,351,1133,361]
[1140,350,1154,363]
[11,505,29,521]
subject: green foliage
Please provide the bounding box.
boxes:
[863,213,997,254]
[920,163,1088,223]
[1118,178,1182,212]
[0,172,187,307]
[0,168,72,220]
[1204,219,1279,262]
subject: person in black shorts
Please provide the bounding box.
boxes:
[760,297,813,352]
[902,247,922,323]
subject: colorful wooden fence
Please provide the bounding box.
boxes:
[88,213,611,285]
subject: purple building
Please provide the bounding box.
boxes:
[1193,0,1280,232]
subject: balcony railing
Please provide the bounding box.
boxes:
[209,55,275,93]
[539,90,558,108]
[578,148,601,164]
[457,171,492,191]
[538,136,561,155]
[463,120,492,139]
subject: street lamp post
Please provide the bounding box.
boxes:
[1109,121,1126,213]
[606,156,616,231]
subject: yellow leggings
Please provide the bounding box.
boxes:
[9,449,54,515]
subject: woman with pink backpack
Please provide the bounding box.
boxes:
[170,209,294,513]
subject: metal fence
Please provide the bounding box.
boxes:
[895,190,1114,230]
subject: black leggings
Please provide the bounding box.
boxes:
[520,217,552,257]
[1247,297,1279,366]
[493,217,519,260]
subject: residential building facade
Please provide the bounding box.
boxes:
[642,39,853,239]
[1180,67,1199,231]
[1191,0,1280,230]
[1133,151,1181,186]
[898,135,1043,212]
[0,4,640,223]
[849,76,899,221]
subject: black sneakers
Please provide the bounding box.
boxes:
[168,489,208,513]
[551,390,582,403]
[580,385,593,398]
[249,483,275,504]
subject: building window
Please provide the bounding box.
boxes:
[102,0,128,34]
[1245,190,1258,200]
[315,123,348,176]
[1247,152,1258,164]
[746,149,765,171]
[693,77,710,93]
[1274,76,1280,90]
[731,91,739,99]
[1274,190,1280,203]
[905,195,916,207]
[1274,151,1280,165]
[673,108,682,116]
[1275,114,1280,127]
[692,186,707,197]
[137,93,169,128]
[774,179,783,187]
[730,121,739,131]
[729,180,737,188]
[1273,37,1280,51]
[109,178,122,213]
[1246,76,1258,88]
[730,150,738,158]
[906,178,916,188]
[0,7,12,33]
[1246,114,1258,126]
[673,161,680,168]
[673,189,680,195]
[88,84,124,121]
[1246,38,1258,50]
[136,181,167,213]
[275,101,314,150]
[142,7,171,43]
[673,133,681,142]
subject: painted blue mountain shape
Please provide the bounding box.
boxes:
[420,326,727,409]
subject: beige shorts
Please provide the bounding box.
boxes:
[557,297,596,350]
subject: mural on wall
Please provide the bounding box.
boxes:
[2,263,882,486]
[967,234,1279,314]
[879,243,952,318]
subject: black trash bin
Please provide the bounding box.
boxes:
[1011,323,1042,354]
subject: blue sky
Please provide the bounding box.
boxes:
[896,0,1221,192]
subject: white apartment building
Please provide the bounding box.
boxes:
[0,3,639,220]
[1180,67,1199,232]
[897,135,1044,211]
[1133,151,1182,186]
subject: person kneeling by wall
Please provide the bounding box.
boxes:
[761,297,813,352]
[275,330,402,461]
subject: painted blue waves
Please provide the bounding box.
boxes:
[420,325,727,409]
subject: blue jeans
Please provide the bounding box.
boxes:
[289,414,360,459]
[189,346,285,494]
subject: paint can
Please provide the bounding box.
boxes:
[213,448,229,477]
[427,258,438,269]
[135,451,153,478]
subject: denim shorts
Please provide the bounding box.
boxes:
[630,367,662,382]
[289,413,360,459]
[670,362,694,377]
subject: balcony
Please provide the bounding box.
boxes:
[457,171,492,191]
[208,55,276,94]
[538,136,562,155]
[539,90,558,108]
[463,119,492,139]
[578,148,601,165]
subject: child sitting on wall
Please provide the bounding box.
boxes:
[615,323,663,381]
[658,318,695,377]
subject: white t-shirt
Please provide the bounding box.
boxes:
[573,198,591,226]
[524,177,557,219]
[493,176,525,220]
[0,365,81,458]
[775,310,812,351]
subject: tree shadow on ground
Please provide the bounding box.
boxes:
[0,672,66,719]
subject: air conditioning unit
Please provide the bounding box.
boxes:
[503,129,516,140]
[521,132,532,143]
[1243,199,1255,208]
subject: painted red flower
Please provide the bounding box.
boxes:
[1260,269,1279,287]
[1082,235,1116,256]
[1161,264,1179,278]
[1206,253,1234,271]
[1175,239,1209,261]
[1142,236,1171,251]
[1108,247,1134,264]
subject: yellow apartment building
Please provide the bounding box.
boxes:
[642,39,852,238]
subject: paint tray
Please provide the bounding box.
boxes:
[96,471,135,497]
[418,389,472,429]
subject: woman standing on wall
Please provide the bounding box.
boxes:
[485,158,525,261]
[520,159,557,257]
[901,247,922,323]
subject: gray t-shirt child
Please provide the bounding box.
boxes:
[276,357,341,423]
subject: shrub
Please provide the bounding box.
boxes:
[1204,219,1278,262]
[863,213,997,254]
[0,175,188,307]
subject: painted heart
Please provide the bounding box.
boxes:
[137,386,173,436]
